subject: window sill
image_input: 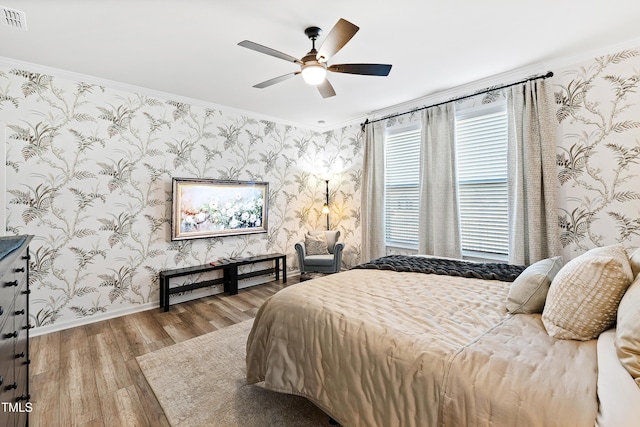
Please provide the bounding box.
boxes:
[462,250,508,263]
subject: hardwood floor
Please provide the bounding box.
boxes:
[28,278,293,427]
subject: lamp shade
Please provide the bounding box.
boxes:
[322,203,330,214]
[301,62,327,85]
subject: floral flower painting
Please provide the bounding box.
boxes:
[172,178,268,240]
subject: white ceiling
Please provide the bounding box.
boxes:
[1,1,640,130]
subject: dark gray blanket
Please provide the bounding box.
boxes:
[0,236,26,261]
[352,255,525,282]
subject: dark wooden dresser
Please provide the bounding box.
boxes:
[0,235,33,427]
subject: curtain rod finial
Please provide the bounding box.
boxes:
[361,118,369,133]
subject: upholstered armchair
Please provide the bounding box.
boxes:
[294,230,344,274]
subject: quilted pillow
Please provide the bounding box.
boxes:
[542,244,634,341]
[305,233,329,255]
[615,274,640,386]
[506,256,563,314]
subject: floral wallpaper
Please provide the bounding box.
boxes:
[3,43,640,332]
[554,47,640,259]
[374,44,640,263]
[0,65,363,331]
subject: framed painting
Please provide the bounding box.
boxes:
[171,178,269,240]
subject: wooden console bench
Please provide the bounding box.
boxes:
[159,253,286,312]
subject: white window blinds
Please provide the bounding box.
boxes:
[384,126,421,249]
[455,103,509,258]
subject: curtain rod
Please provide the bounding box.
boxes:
[361,71,554,131]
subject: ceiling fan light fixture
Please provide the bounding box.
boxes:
[239,18,392,97]
[301,62,327,85]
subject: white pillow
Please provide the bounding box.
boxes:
[542,244,633,340]
[615,273,640,386]
[506,256,563,314]
[597,329,640,427]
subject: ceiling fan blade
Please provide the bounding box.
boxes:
[328,63,392,76]
[253,72,299,89]
[317,79,336,98]
[238,40,302,64]
[316,18,359,62]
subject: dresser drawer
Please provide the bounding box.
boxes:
[13,291,28,330]
[0,236,32,427]
[11,253,29,293]
[0,384,15,426]
[0,243,29,306]
[0,268,18,315]
[0,301,10,339]
[13,296,29,365]
[0,310,16,399]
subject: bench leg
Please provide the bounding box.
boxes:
[225,266,239,295]
[160,277,170,312]
[282,256,287,283]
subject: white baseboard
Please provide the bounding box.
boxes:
[29,301,158,337]
[30,271,302,337]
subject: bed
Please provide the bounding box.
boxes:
[246,248,640,427]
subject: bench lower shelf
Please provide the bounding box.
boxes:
[159,253,286,312]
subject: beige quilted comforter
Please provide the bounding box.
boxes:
[246,269,598,427]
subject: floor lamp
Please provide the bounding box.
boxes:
[321,179,330,230]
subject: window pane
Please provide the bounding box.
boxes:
[385,127,421,248]
[455,104,509,257]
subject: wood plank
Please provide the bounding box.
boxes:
[162,322,199,343]
[147,306,184,327]
[147,336,177,353]
[217,292,255,312]
[29,368,60,427]
[108,314,153,361]
[60,325,90,354]
[59,346,103,426]
[208,298,254,324]
[99,385,150,427]
[29,331,60,376]
[126,358,171,427]
[132,310,173,344]
[29,276,284,427]
[77,420,106,427]
[188,298,231,322]
[176,307,217,336]
[89,330,134,396]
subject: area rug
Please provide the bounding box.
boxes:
[136,319,329,427]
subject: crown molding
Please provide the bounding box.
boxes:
[0,56,327,132]
[4,34,640,134]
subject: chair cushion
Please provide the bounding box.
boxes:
[308,230,340,254]
[303,254,336,266]
[305,233,329,255]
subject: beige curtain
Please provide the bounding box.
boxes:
[507,80,561,265]
[361,120,387,262]
[418,104,461,258]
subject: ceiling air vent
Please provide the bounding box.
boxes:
[0,6,27,31]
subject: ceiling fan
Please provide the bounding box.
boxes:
[238,18,392,98]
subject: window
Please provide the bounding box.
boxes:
[455,102,509,260]
[384,126,421,249]
[382,103,509,259]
